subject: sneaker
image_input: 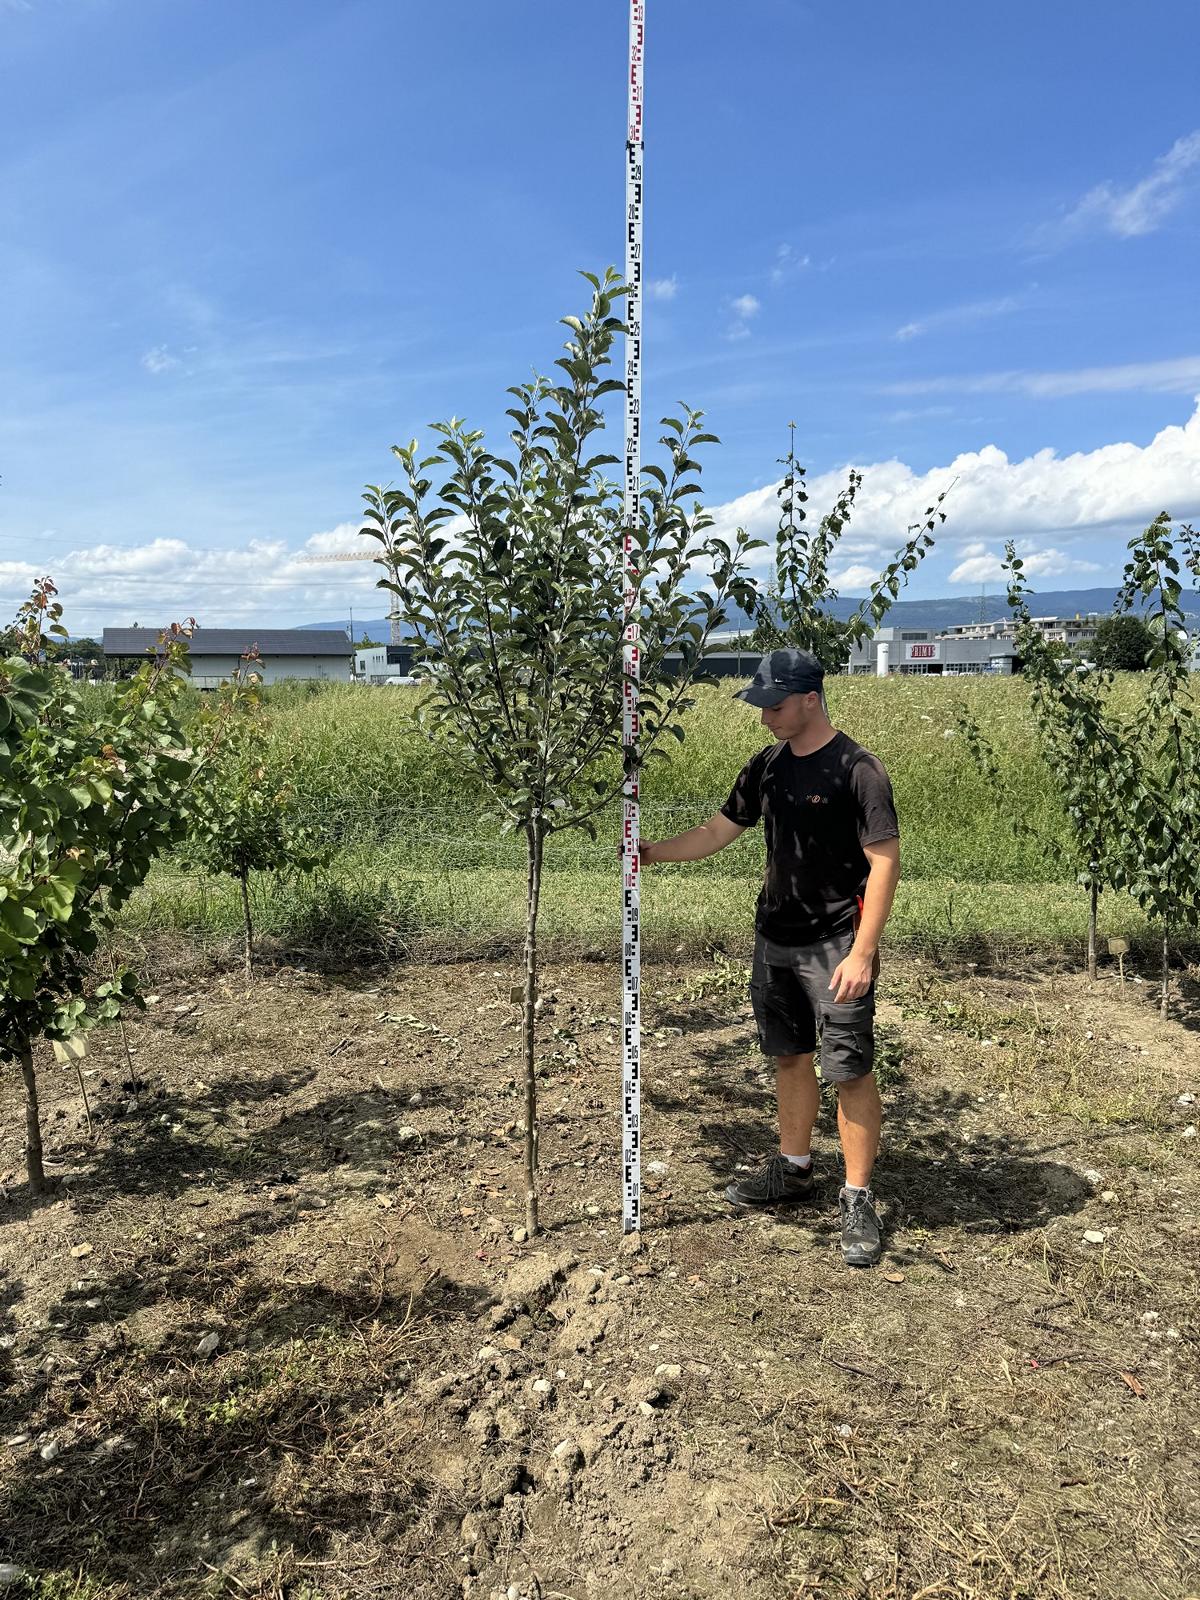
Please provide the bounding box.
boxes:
[725,1154,815,1208]
[839,1186,883,1267]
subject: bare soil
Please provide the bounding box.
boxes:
[1,948,1198,1600]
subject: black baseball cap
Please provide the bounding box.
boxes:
[735,648,825,708]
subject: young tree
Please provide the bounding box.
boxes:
[360,268,761,1236]
[184,657,328,979]
[0,581,200,1192]
[1091,613,1154,672]
[1112,515,1200,1017]
[960,548,1131,979]
[749,426,949,668]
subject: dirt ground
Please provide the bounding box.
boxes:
[1,944,1198,1600]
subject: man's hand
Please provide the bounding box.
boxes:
[828,949,876,1005]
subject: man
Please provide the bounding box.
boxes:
[640,648,901,1267]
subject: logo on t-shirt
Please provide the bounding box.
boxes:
[806,793,829,805]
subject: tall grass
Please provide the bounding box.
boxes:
[262,676,1151,884]
[109,673,1172,961]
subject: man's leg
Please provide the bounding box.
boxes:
[777,1050,820,1159]
[725,1051,820,1205]
[797,930,886,1265]
[726,942,820,1207]
[835,1072,881,1190]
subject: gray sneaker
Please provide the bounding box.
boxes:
[839,1186,883,1267]
[726,1154,815,1208]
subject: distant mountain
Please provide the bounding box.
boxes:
[298,618,394,642]
[299,586,1200,643]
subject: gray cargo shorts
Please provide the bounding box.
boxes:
[749,927,875,1084]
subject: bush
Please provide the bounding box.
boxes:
[277,876,423,963]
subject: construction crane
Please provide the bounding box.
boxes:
[299,549,403,644]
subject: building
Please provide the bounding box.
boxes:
[846,626,1016,676]
[354,643,418,684]
[102,627,353,688]
[942,613,1102,646]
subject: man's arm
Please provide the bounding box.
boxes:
[828,837,901,1004]
[641,811,746,864]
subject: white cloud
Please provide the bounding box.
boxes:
[948,546,1101,584]
[885,404,958,424]
[70,538,190,576]
[0,526,386,636]
[140,345,180,375]
[0,513,490,635]
[1055,130,1200,240]
[830,563,881,593]
[770,244,810,286]
[646,275,678,301]
[885,355,1200,399]
[725,292,762,342]
[894,295,1022,342]
[302,522,365,555]
[9,402,1200,634]
[707,397,1200,577]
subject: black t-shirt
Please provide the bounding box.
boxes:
[720,730,899,946]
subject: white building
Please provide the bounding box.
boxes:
[942,613,1102,647]
[353,643,418,684]
[846,626,1016,676]
[103,627,353,688]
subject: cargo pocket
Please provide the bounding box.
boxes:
[818,1018,875,1083]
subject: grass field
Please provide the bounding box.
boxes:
[117,674,1176,965]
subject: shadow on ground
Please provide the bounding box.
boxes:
[0,1211,489,1594]
[674,1035,1092,1238]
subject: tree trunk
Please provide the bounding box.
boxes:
[522,822,546,1238]
[1087,878,1099,982]
[1160,927,1171,1021]
[239,866,254,981]
[19,1045,46,1194]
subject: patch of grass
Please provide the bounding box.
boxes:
[1038,1069,1169,1131]
[256,676,1162,885]
[121,858,1173,969]
[106,675,1199,964]
[19,1574,125,1600]
[2,1302,443,1596]
[872,1022,905,1090]
[898,977,1172,1130]
[1105,1138,1175,1175]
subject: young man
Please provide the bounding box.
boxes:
[640,648,901,1267]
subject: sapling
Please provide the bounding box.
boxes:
[184,655,327,978]
[361,268,761,1235]
[1112,514,1200,1017]
[0,583,201,1191]
[750,423,949,669]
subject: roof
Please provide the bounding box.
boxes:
[103,627,352,658]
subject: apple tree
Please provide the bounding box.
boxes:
[360,268,762,1235]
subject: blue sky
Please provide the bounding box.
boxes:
[2,0,1199,631]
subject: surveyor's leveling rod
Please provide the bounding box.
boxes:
[621,0,645,1235]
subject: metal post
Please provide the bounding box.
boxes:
[621,0,645,1235]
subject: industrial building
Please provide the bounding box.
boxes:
[336,613,1124,687]
[845,625,1017,676]
[103,627,353,688]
